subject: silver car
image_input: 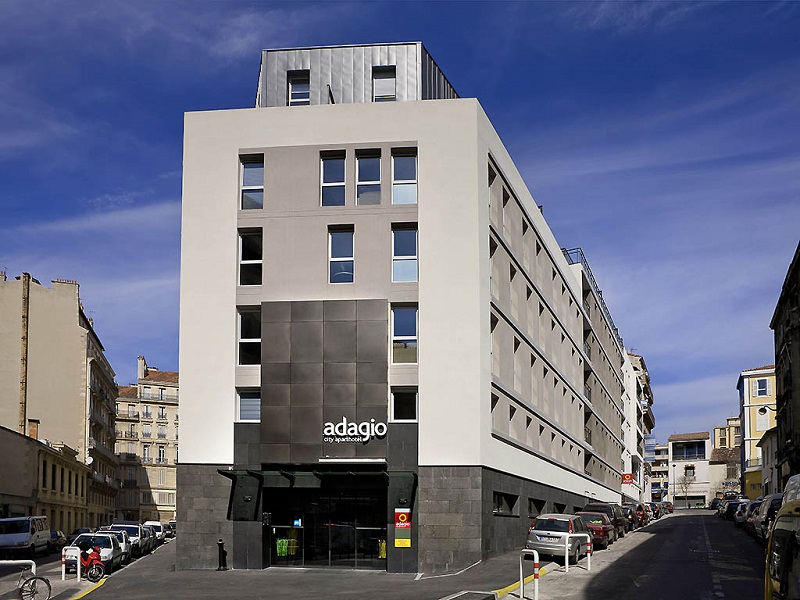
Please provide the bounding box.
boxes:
[525,513,592,564]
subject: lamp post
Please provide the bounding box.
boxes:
[671,463,676,505]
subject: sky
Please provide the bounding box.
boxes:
[1,1,799,443]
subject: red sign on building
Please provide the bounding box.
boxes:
[622,473,633,484]
[394,509,411,529]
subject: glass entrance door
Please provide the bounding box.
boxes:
[263,482,387,569]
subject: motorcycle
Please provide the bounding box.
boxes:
[79,543,105,583]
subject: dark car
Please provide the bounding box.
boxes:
[576,511,615,549]
[582,502,626,539]
[48,530,67,552]
[754,493,783,544]
[624,502,648,526]
[709,497,722,510]
[724,499,745,521]
[648,502,662,519]
[620,505,638,531]
[67,527,92,544]
[663,501,674,514]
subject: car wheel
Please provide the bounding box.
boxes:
[569,545,580,565]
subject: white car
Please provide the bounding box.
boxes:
[63,532,122,574]
[143,521,166,545]
[105,529,132,564]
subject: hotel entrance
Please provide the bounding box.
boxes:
[263,472,388,569]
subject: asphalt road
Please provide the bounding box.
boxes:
[82,510,765,600]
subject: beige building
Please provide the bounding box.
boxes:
[713,416,741,449]
[0,273,118,528]
[650,443,669,501]
[115,356,179,522]
[737,365,777,498]
[668,432,712,508]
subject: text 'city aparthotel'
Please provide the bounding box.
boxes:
[178,42,649,574]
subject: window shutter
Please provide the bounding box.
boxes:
[752,379,758,396]
[767,378,772,395]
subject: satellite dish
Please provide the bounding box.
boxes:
[86,456,94,465]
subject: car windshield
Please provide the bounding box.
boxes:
[578,513,605,524]
[533,518,569,532]
[109,531,125,542]
[75,535,112,548]
[113,526,139,536]
[0,520,28,534]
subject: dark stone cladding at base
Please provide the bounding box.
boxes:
[176,463,233,571]
[417,466,591,574]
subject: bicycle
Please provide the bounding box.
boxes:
[17,567,51,600]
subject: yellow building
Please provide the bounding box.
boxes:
[713,416,741,449]
[737,365,776,498]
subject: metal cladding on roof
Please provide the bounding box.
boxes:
[668,432,710,442]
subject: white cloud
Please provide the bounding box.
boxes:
[11,201,180,235]
[560,1,713,33]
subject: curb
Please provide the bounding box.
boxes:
[493,562,557,598]
[69,578,105,599]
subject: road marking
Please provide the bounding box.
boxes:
[701,517,725,600]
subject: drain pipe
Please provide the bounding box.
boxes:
[19,273,31,435]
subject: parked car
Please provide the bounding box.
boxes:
[626,502,649,526]
[105,529,132,565]
[109,522,145,557]
[663,501,674,514]
[64,532,123,573]
[164,523,175,539]
[525,514,592,564]
[764,498,800,599]
[724,499,745,521]
[0,515,50,558]
[733,500,751,526]
[744,500,763,536]
[643,503,653,522]
[48,530,67,553]
[754,493,783,544]
[575,512,615,549]
[648,502,662,519]
[67,527,93,544]
[620,505,638,531]
[141,525,156,553]
[708,497,722,511]
[143,521,166,545]
[168,519,176,536]
[582,502,627,539]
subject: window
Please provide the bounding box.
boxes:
[493,492,518,516]
[240,155,264,210]
[142,424,151,438]
[372,66,396,102]
[329,227,354,284]
[157,425,166,439]
[321,153,345,206]
[238,309,261,365]
[392,150,417,205]
[157,446,166,464]
[287,70,310,106]
[142,406,152,419]
[127,404,136,417]
[356,152,381,205]
[392,226,418,282]
[684,465,695,478]
[142,445,151,462]
[239,230,263,286]
[755,378,770,397]
[158,406,167,419]
[42,460,47,489]
[391,389,417,421]
[238,390,261,422]
[392,306,418,363]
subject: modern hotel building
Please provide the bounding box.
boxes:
[178,42,629,574]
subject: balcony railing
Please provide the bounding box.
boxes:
[116,430,138,439]
[157,433,167,439]
[141,412,153,420]
[672,452,706,460]
[142,457,153,464]
[584,385,592,402]
[584,426,592,446]
[156,458,168,465]
[117,411,139,420]
[746,458,763,469]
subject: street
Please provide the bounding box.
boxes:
[77,510,766,600]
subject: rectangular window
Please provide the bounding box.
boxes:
[157,425,166,439]
[493,492,518,516]
[329,227,354,284]
[142,445,151,462]
[391,389,417,421]
[239,309,262,365]
[239,230,263,286]
[392,150,417,205]
[684,466,695,478]
[142,405,152,418]
[392,306,418,363]
[238,390,261,422]
[158,406,167,419]
[356,152,381,205]
[240,155,264,210]
[157,446,166,464]
[287,70,310,106]
[755,378,769,397]
[143,423,151,438]
[42,460,47,489]
[321,153,345,206]
[372,66,396,102]
[127,403,136,417]
[392,226,418,282]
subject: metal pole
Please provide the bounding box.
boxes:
[519,549,539,600]
[0,560,36,576]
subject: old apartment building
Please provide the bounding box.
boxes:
[115,357,179,522]
[178,42,634,574]
[0,273,118,527]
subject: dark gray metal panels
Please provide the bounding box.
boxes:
[256,42,458,107]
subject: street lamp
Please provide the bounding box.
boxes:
[671,463,676,505]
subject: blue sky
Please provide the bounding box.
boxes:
[2,1,799,442]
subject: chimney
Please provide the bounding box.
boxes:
[137,356,147,380]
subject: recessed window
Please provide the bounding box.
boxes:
[392,306,418,363]
[321,153,345,206]
[238,309,261,365]
[238,390,261,422]
[357,152,381,205]
[239,230,263,286]
[142,423,151,438]
[372,66,396,102]
[240,155,264,210]
[392,150,417,205]
[391,389,417,421]
[329,227,354,284]
[493,492,518,516]
[755,378,769,397]
[392,226,418,282]
[287,70,310,106]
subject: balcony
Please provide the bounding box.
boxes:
[584,385,592,402]
[119,452,138,462]
[141,412,153,420]
[745,458,763,470]
[672,452,706,461]
[157,433,167,439]
[142,457,153,464]
[117,411,139,421]
[116,430,138,440]
[155,458,169,465]
[584,426,593,446]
